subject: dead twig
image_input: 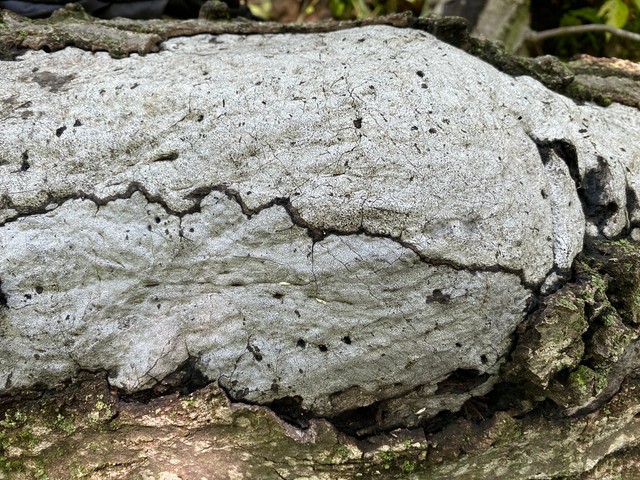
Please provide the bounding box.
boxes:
[528,23,640,44]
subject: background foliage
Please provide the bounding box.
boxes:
[248,0,640,59]
[530,0,640,59]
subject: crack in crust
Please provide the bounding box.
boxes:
[0,182,533,289]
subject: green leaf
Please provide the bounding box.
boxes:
[633,0,640,13]
[560,7,601,27]
[598,0,630,29]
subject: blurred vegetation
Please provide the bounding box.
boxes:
[531,0,640,59]
[248,0,640,59]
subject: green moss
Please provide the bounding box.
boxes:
[378,450,397,470]
[558,297,580,312]
[603,314,617,327]
[594,370,608,393]
[567,365,599,404]
[1,410,29,428]
[54,413,76,436]
[611,239,638,254]
[86,396,114,428]
[181,397,197,409]
[333,443,350,458]
[401,459,417,473]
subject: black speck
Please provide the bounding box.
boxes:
[428,127,437,134]
[272,292,284,300]
[73,119,82,127]
[455,342,462,348]
[421,83,428,89]
[579,128,588,133]
[0,284,7,308]
[426,289,451,304]
[353,118,362,129]
[20,151,30,171]
[341,336,351,345]
[153,151,179,162]
[411,126,419,131]
[296,339,306,349]
[416,70,425,77]
[294,309,301,318]
[318,344,328,352]
[480,354,488,364]
[34,354,40,360]
[35,285,44,294]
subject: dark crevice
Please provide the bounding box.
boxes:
[116,356,210,403]
[268,395,312,429]
[420,409,461,437]
[435,369,489,395]
[626,185,640,228]
[0,279,8,308]
[532,137,581,188]
[328,402,382,438]
[580,156,619,233]
[532,136,623,238]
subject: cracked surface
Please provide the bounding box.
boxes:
[0,190,529,421]
[1,26,639,425]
